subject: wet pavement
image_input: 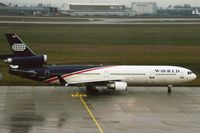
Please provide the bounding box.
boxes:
[0,86,200,133]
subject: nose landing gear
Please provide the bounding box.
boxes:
[168,84,173,94]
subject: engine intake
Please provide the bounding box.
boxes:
[107,81,127,91]
[4,55,47,66]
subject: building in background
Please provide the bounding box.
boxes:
[131,2,157,15]
[192,8,200,16]
[0,2,58,16]
[60,3,134,16]
[157,4,200,17]
[1,2,200,17]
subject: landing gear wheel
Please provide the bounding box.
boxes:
[167,85,173,94]
[168,87,172,94]
[86,88,99,94]
[86,85,99,95]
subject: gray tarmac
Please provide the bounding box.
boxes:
[0,86,199,133]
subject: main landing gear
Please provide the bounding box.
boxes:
[167,84,173,94]
[86,85,99,94]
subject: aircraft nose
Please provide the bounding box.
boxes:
[192,73,197,80]
[191,73,197,80]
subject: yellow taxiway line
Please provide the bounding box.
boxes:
[71,92,104,133]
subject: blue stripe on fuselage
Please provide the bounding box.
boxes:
[47,65,101,74]
[11,65,103,81]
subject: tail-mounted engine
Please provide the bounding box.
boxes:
[4,55,47,66]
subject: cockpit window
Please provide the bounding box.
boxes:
[188,71,192,75]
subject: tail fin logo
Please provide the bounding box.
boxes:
[12,43,26,52]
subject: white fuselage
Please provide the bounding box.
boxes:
[58,66,196,86]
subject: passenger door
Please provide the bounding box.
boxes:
[180,71,185,79]
[104,71,110,78]
[45,70,50,78]
[148,71,155,84]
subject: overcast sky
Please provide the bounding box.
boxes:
[1,0,200,7]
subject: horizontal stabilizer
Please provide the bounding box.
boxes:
[0,54,15,60]
[10,69,37,76]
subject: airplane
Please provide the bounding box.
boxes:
[0,33,197,94]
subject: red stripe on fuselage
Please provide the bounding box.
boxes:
[45,66,112,84]
[61,66,107,79]
[44,76,58,83]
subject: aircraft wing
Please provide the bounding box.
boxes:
[66,78,123,86]
[58,76,122,86]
